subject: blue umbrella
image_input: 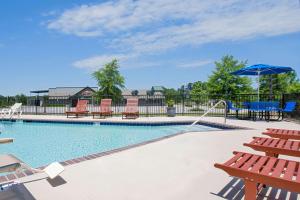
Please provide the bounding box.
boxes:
[232,64,294,101]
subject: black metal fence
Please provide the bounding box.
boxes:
[0,93,299,119]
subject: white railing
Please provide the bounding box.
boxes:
[191,100,227,125]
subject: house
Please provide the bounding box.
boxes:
[30,87,97,106]
[121,86,165,105]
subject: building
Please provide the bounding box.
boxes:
[30,86,165,106]
[30,87,97,106]
[121,86,165,105]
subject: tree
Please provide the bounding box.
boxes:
[92,59,125,101]
[207,55,253,99]
[163,88,180,105]
[131,90,139,96]
[287,82,300,93]
[190,81,207,107]
[260,71,300,95]
[15,94,27,105]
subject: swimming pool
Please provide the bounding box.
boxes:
[0,121,220,168]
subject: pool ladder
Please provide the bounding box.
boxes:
[191,100,227,126]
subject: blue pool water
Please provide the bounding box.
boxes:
[0,121,220,167]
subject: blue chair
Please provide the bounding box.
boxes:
[279,101,297,120]
[282,101,297,113]
[226,101,241,118]
[249,101,280,121]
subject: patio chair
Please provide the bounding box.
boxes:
[0,103,22,119]
[279,101,297,120]
[214,151,300,200]
[244,137,300,158]
[91,99,113,118]
[0,154,64,189]
[263,128,300,140]
[65,100,89,118]
[226,101,241,118]
[122,98,139,119]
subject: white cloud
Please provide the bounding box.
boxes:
[48,0,300,69]
[177,60,213,68]
[73,54,134,70]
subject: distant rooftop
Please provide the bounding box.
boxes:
[48,87,97,97]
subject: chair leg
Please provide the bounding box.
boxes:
[244,179,257,200]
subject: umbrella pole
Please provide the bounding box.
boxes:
[258,71,260,102]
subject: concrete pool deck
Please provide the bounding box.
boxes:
[1,115,300,200]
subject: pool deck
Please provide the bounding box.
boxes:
[1,115,300,200]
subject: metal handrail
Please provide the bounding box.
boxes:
[191,100,227,125]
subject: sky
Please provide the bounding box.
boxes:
[0,0,300,95]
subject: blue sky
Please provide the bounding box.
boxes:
[0,0,300,95]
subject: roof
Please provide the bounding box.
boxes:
[152,86,165,91]
[30,90,49,94]
[48,87,97,97]
[122,89,148,96]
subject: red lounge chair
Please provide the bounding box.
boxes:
[91,99,113,118]
[215,151,300,200]
[263,128,300,140]
[122,98,139,119]
[244,137,300,157]
[65,100,89,118]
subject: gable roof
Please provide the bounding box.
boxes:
[48,87,97,97]
[152,86,165,91]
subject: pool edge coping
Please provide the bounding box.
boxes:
[0,119,249,184]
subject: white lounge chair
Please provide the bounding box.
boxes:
[0,103,22,119]
[0,154,64,189]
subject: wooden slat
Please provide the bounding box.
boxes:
[250,156,269,173]
[284,140,292,150]
[271,160,286,178]
[232,154,252,168]
[283,161,296,181]
[269,139,280,148]
[241,155,260,170]
[291,141,299,151]
[250,137,261,145]
[296,163,300,182]
[260,157,277,175]
[276,139,286,149]
[263,138,274,146]
[257,137,267,145]
[224,152,243,166]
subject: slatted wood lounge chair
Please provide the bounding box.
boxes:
[65,100,89,118]
[122,98,139,119]
[91,99,113,118]
[214,151,300,200]
[263,128,300,140]
[244,137,300,157]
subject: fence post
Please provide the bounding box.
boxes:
[182,94,185,115]
[146,95,149,117]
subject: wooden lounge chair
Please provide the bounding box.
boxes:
[65,100,89,118]
[215,151,300,200]
[244,137,300,157]
[91,99,113,118]
[263,128,300,140]
[122,98,139,119]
